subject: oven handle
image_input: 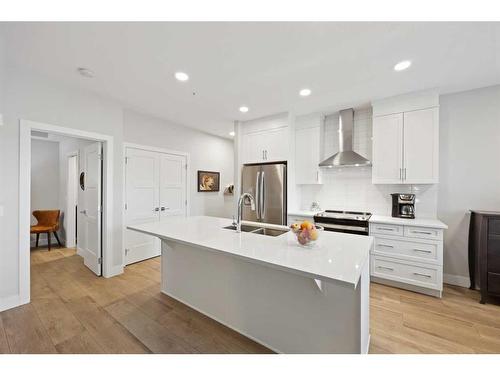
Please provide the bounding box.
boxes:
[316,222,369,233]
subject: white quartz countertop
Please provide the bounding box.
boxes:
[369,215,448,229]
[128,216,372,287]
[288,210,323,218]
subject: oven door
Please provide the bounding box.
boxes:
[315,220,369,235]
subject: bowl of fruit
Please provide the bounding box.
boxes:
[290,220,323,247]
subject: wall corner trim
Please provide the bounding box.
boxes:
[443,273,470,288]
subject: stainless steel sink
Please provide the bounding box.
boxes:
[223,224,288,237]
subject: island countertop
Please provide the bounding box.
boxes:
[127,216,372,287]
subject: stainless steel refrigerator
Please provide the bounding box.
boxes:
[241,163,287,225]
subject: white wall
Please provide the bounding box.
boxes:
[438,85,500,279]
[299,108,438,217]
[0,66,125,303]
[30,139,60,245]
[123,109,235,219]
[0,66,236,308]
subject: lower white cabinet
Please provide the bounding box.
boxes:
[369,221,444,297]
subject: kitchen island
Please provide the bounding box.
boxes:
[128,216,372,354]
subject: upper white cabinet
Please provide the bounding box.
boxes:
[295,126,322,184]
[241,115,289,164]
[372,91,439,184]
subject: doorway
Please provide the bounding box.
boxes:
[19,119,115,306]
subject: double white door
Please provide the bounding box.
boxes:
[124,147,187,265]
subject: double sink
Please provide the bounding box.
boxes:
[223,223,288,237]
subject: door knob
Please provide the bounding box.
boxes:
[161,207,167,211]
[154,207,160,212]
[79,209,87,215]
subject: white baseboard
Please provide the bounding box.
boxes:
[0,294,29,313]
[443,273,470,288]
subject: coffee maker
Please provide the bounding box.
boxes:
[391,193,415,219]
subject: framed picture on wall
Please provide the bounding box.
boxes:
[198,170,220,192]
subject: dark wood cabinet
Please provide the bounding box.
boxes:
[469,210,500,304]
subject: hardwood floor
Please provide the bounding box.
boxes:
[1,247,500,354]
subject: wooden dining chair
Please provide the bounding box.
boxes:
[31,210,62,251]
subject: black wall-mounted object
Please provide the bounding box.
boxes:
[80,172,85,191]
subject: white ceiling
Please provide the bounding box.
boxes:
[2,22,499,138]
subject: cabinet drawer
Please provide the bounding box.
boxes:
[371,256,440,290]
[489,219,500,235]
[404,226,443,241]
[373,237,439,264]
[488,272,500,295]
[370,223,403,236]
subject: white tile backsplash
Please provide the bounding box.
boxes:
[298,108,438,218]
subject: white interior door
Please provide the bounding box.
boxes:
[81,142,102,276]
[159,153,187,220]
[124,148,161,265]
[65,155,78,248]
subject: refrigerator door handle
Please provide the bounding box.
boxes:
[255,171,261,219]
[260,171,265,219]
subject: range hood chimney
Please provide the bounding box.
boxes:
[319,108,372,168]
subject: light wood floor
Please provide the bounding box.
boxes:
[1,247,499,354]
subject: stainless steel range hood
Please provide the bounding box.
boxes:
[319,108,372,168]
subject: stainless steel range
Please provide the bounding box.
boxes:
[314,210,372,236]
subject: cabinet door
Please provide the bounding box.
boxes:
[159,153,187,218]
[295,126,321,184]
[124,148,160,265]
[265,127,289,162]
[241,131,265,164]
[372,113,403,184]
[403,107,439,184]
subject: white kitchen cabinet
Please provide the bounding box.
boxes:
[241,126,288,164]
[372,113,403,184]
[369,216,447,298]
[403,108,439,184]
[295,126,322,184]
[372,107,439,184]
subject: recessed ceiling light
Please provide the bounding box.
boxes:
[77,67,94,78]
[239,106,249,113]
[394,60,412,72]
[299,88,312,97]
[175,72,189,81]
[229,131,235,136]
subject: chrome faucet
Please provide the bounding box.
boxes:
[236,193,256,232]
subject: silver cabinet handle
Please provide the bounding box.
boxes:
[377,266,394,271]
[399,168,402,180]
[404,168,407,180]
[413,230,433,235]
[265,150,268,160]
[413,248,432,253]
[413,272,432,278]
[316,171,319,182]
[378,244,394,248]
[262,150,265,160]
[377,227,394,231]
